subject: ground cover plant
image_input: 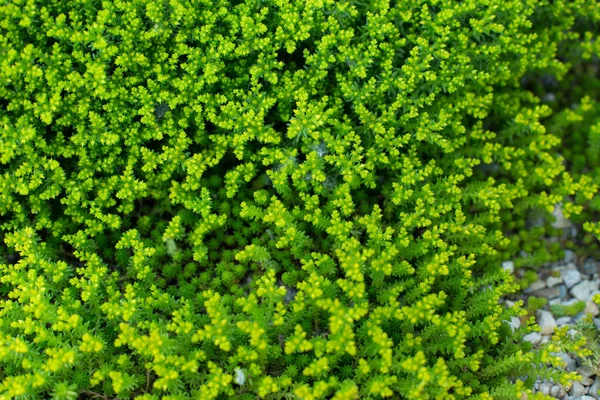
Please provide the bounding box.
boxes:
[1,0,600,398]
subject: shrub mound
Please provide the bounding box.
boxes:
[1,0,600,399]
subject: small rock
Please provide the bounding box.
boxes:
[567,262,579,270]
[554,352,578,371]
[568,328,580,337]
[234,368,245,385]
[539,381,552,396]
[508,316,520,331]
[505,300,516,308]
[556,316,573,326]
[584,259,598,276]
[589,376,600,398]
[523,332,542,345]
[560,285,569,299]
[564,249,576,263]
[534,286,561,299]
[550,384,564,398]
[153,103,170,119]
[502,260,515,274]
[594,318,600,330]
[530,280,547,291]
[572,397,595,400]
[586,300,600,317]
[552,203,573,229]
[577,365,596,378]
[550,298,562,305]
[538,310,557,335]
[564,269,582,288]
[571,381,588,397]
[582,377,595,386]
[563,298,583,306]
[547,276,564,288]
[571,280,599,302]
[540,335,551,344]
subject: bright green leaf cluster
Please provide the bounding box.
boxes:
[1,0,600,399]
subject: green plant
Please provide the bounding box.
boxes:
[551,301,586,318]
[1,0,599,399]
[518,270,540,291]
[572,316,600,376]
[526,297,549,318]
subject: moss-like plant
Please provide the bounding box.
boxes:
[527,297,549,319]
[1,0,599,399]
[551,301,586,318]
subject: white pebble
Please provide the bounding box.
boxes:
[563,269,582,288]
[502,260,515,274]
[571,280,599,302]
[538,311,557,335]
[547,276,563,288]
[523,332,542,345]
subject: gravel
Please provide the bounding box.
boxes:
[503,248,600,399]
[571,281,599,302]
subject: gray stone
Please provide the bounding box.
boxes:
[539,381,552,395]
[582,377,595,386]
[553,352,578,371]
[584,259,598,276]
[571,381,588,397]
[563,298,582,305]
[586,300,600,317]
[571,397,595,400]
[556,316,573,326]
[547,275,564,288]
[565,249,576,263]
[589,376,600,398]
[529,279,547,291]
[564,269,582,288]
[577,365,596,378]
[571,280,599,302]
[550,298,562,305]
[533,286,561,299]
[560,284,569,299]
[538,310,557,335]
[508,316,520,331]
[594,318,600,330]
[568,328,580,337]
[523,332,542,345]
[284,286,297,303]
[552,203,572,229]
[552,384,566,398]
[502,260,514,274]
[567,262,579,270]
[234,368,245,385]
[540,335,551,344]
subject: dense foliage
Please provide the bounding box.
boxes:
[1,0,600,398]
